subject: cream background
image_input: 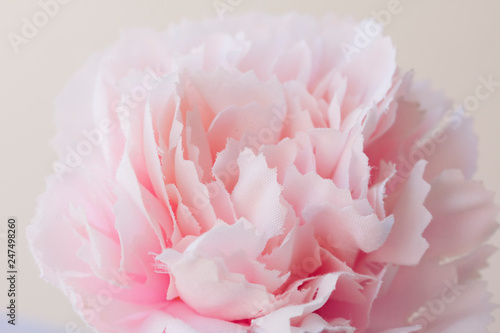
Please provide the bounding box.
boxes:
[0,0,499,332]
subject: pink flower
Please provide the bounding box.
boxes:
[28,14,497,333]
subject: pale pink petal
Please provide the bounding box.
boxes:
[368,160,431,265]
[231,149,287,239]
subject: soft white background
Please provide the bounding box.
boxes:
[1,0,499,332]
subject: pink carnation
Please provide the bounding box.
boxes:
[28,14,497,332]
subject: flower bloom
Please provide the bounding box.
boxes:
[28,14,497,333]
